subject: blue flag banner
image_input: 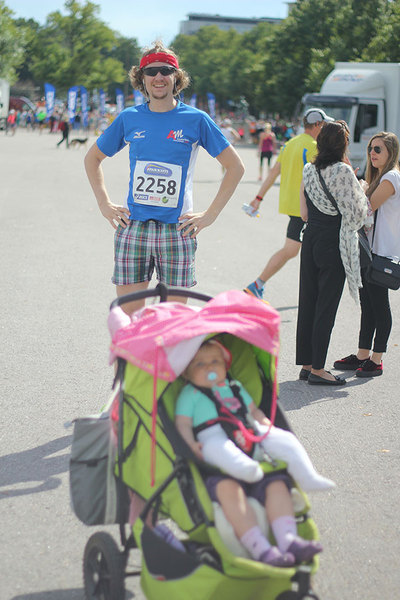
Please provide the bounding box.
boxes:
[116,88,124,113]
[67,86,79,123]
[190,94,197,107]
[207,92,216,120]
[80,86,88,128]
[133,90,144,106]
[99,88,106,116]
[44,83,55,120]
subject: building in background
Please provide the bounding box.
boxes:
[179,13,283,36]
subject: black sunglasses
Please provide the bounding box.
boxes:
[368,145,382,154]
[143,66,176,77]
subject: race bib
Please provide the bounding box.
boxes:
[133,160,182,208]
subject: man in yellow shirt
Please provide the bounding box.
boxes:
[245,108,333,299]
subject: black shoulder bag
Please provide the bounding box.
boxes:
[316,169,372,269]
[365,210,400,290]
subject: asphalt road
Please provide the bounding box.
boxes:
[1,128,399,600]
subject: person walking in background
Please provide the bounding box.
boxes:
[334,132,400,378]
[220,118,241,146]
[84,40,244,315]
[57,116,69,148]
[244,108,333,299]
[6,110,17,135]
[296,121,369,385]
[258,122,277,180]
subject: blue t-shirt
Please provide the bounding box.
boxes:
[176,379,253,428]
[97,101,230,223]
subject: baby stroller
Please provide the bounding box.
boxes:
[71,285,322,600]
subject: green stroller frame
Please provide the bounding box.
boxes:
[82,285,321,600]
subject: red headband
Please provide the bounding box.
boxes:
[140,52,179,70]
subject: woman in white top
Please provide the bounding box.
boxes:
[334,131,400,377]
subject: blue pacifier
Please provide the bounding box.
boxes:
[207,371,217,382]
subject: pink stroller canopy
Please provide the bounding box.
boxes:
[109,290,280,382]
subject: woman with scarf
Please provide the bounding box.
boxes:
[296,121,369,385]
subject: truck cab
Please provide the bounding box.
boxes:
[0,79,10,130]
[302,63,400,176]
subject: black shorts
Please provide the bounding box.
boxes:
[260,151,273,164]
[286,216,305,243]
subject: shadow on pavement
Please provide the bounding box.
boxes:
[11,590,134,600]
[11,590,83,600]
[0,435,72,499]
[279,376,372,412]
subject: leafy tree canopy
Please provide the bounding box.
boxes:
[5,0,400,115]
[0,1,27,82]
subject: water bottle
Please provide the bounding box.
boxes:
[242,203,260,218]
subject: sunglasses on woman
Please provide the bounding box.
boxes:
[143,66,176,77]
[368,145,382,154]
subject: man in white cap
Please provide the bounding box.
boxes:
[245,108,334,299]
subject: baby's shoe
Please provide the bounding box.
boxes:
[260,546,295,567]
[286,537,323,563]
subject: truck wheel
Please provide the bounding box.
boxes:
[83,531,125,600]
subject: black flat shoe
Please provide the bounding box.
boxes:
[299,368,311,381]
[308,372,346,386]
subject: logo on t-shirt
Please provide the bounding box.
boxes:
[133,130,146,139]
[167,129,190,143]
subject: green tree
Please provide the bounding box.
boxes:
[14,18,41,83]
[173,23,275,113]
[256,0,389,116]
[362,0,400,61]
[108,34,141,97]
[0,1,26,82]
[29,0,127,93]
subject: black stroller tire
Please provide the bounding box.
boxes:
[277,592,319,600]
[83,531,125,600]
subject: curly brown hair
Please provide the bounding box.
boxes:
[129,40,190,98]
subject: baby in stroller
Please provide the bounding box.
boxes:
[175,340,332,567]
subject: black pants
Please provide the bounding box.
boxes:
[296,224,345,369]
[57,131,69,147]
[358,269,392,353]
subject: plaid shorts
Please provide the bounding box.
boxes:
[112,219,197,287]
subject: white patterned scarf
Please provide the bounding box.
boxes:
[303,161,369,303]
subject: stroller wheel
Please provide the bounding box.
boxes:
[277,593,319,600]
[83,531,125,600]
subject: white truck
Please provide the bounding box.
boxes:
[0,79,10,130]
[302,62,400,175]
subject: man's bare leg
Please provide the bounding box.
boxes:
[117,282,190,316]
[259,238,301,283]
[116,281,150,315]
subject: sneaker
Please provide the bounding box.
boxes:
[356,359,383,378]
[244,281,264,300]
[333,354,368,370]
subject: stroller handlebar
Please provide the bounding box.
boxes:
[110,282,212,309]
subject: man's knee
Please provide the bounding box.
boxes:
[284,238,301,259]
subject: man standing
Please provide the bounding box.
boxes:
[244,108,333,299]
[85,41,244,312]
